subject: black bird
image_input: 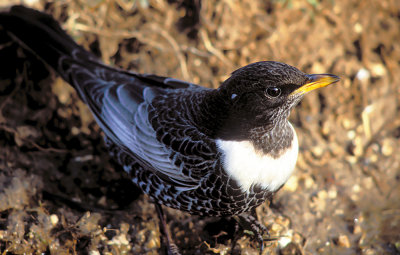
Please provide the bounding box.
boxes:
[0,5,339,254]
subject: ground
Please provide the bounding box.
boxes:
[0,0,399,254]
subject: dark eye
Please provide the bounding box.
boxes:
[266,87,281,97]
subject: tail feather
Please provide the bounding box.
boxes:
[0,6,197,93]
[0,6,146,102]
[1,6,95,73]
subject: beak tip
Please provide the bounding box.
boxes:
[291,73,341,96]
[306,73,340,83]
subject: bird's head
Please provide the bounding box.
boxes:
[215,61,340,140]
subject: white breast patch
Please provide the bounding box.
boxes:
[216,124,298,193]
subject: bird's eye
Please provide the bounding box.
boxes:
[266,87,281,97]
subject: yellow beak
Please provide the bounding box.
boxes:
[290,74,340,96]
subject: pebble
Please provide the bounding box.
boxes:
[347,130,356,140]
[276,216,290,228]
[381,139,394,156]
[355,68,370,81]
[352,184,361,193]
[311,146,324,158]
[120,223,130,234]
[279,233,292,248]
[284,175,298,192]
[50,214,59,226]
[354,23,363,34]
[270,222,283,233]
[362,177,373,190]
[346,155,357,165]
[337,234,351,248]
[328,188,337,199]
[353,137,364,157]
[304,177,315,189]
[370,63,386,77]
[97,196,107,207]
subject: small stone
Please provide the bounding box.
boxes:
[352,184,361,193]
[276,216,290,228]
[108,233,129,246]
[334,208,344,215]
[147,234,160,250]
[353,224,362,235]
[328,188,337,199]
[354,23,363,33]
[193,58,202,66]
[304,177,314,189]
[346,156,357,164]
[71,126,81,135]
[97,196,107,207]
[321,122,330,136]
[270,222,283,233]
[362,177,373,189]
[370,63,386,77]
[337,235,350,248]
[318,190,328,200]
[50,214,59,226]
[353,137,364,157]
[311,146,324,158]
[369,154,378,163]
[283,175,298,192]
[355,68,370,81]
[353,216,363,234]
[342,118,355,129]
[120,223,130,234]
[381,139,394,156]
[347,130,356,140]
[278,234,292,248]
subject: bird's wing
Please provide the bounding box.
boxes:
[0,5,214,190]
[55,53,211,190]
[88,80,215,190]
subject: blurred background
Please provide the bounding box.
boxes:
[0,0,399,254]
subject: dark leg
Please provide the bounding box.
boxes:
[230,219,242,254]
[155,203,181,255]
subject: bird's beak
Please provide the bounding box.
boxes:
[290,74,340,96]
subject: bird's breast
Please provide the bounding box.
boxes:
[216,124,298,193]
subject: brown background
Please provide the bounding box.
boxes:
[0,0,399,254]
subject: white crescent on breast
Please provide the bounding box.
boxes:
[216,123,298,193]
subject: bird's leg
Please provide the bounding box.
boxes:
[155,203,181,255]
[230,218,242,253]
[234,208,274,255]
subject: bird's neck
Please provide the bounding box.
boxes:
[195,90,295,157]
[249,120,295,158]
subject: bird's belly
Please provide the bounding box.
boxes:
[172,179,274,216]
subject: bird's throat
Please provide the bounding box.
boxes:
[249,120,295,158]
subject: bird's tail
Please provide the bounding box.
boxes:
[0,5,137,102]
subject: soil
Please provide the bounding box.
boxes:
[0,0,399,254]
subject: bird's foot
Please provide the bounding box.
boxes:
[233,213,277,255]
[164,243,180,255]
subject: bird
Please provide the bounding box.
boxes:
[0,5,339,254]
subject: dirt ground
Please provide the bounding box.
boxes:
[0,0,399,254]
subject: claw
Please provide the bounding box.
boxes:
[233,213,273,254]
[259,241,264,255]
